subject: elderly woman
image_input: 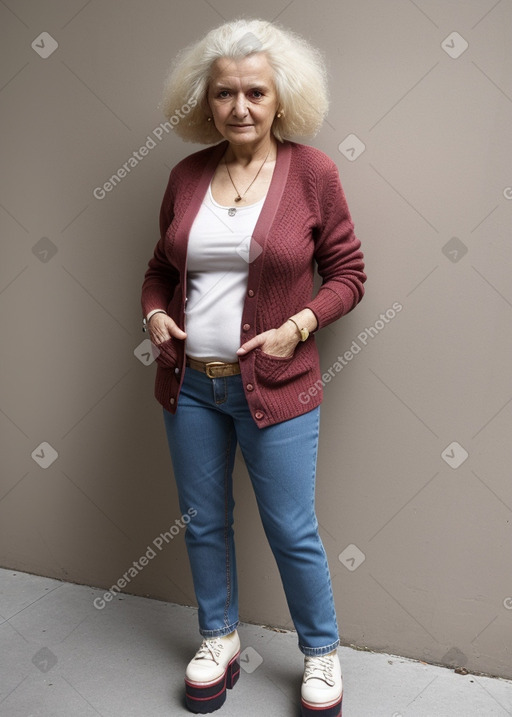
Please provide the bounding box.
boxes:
[141,18,365,717]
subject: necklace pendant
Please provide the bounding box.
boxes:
[228,207,236,217]
[234,196,242,203]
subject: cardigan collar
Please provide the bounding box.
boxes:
[189,138,292,246]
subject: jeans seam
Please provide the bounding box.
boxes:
[223,425,234,627]
[304,407,339,652]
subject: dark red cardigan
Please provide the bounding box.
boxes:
[141,140,366,428]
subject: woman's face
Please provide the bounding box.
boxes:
[207,53,279,149]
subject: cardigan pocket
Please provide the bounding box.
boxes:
[253,347,311,388]
[154,337,179,369]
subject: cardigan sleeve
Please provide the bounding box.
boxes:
[141,172,181,318]
[305,161,366,329]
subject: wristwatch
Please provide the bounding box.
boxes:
[288,318,309,342]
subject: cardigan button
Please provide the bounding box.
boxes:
[254,410,264,420]
[248,289,255,297]
[243,323,251,331]
[170,397,175,405]
[174,367,180,375]
[246,383,254,391]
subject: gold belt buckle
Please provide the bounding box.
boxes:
[205,361,226,379]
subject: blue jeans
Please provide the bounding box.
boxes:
[163,367,339,656]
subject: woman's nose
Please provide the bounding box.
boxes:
[233,94,248,117]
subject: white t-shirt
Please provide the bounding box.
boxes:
[185,184,265,362]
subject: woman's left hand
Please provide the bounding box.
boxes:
[237,321,299,358]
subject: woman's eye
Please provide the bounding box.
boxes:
[251,90,263,99]
[218,90,230,98]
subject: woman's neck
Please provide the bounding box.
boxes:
[226,137,277,167]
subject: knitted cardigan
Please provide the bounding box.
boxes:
[141,140,366,428]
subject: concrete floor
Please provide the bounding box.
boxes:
[1,567,511,716]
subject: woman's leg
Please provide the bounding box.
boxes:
[233,402,339,656]
[163,368,239,638]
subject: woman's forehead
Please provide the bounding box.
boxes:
[210,54,274,85]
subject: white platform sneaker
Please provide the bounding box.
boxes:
[301,651,343,717]
[184,631,241,714]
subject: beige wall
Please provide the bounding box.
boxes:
[1,0,511,680]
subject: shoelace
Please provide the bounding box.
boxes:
[193,638,224,665]
[303,655,335,686]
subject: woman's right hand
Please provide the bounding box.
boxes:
[148,312,187,345]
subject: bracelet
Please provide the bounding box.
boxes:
[288,317,301,337]
[287,317,309,342]
[142,310,167,333]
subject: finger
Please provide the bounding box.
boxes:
[151,327,187,344]
[237,335,265,355]
[151,316,187,340]
[157,316,186,340]
[150,331,169,345]
[169,325,187,340]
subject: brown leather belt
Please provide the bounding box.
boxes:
[186,357,241,379]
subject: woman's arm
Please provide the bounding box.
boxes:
[238,160,365,358]
[305,162,366,329]
[141,173,188,345]
[141,174,181,320]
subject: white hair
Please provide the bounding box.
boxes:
[161,19,329,143]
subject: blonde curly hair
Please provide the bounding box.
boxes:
[161,18,329,144]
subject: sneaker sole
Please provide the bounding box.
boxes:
[185,651,240,714]
[301,693,342,717]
